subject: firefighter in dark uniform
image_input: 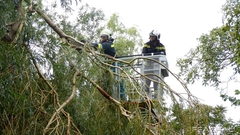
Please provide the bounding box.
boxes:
[142,30,166,95]
[142,30,166,55]
[92,29,116,57]
[92,29,125,99]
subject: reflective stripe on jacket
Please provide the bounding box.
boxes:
[142,40,166,55]
[93,40,116,57]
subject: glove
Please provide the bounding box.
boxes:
[80,39,86,43]
[91,43,98,50]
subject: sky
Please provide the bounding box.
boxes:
[78,0,240,121]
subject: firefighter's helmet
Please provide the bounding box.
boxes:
[100,29,112,38]
[149,30,160,39]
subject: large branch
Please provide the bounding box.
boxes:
[35,8,84,49]
[36,10,68,38]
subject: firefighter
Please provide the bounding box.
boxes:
[92,29,116,57]
[93,29,125,100]
[142,30,166,55]
[142,30,166,95]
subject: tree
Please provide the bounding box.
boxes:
[168,103,236,135]
[176,0,240,105]
[222,119,240,134]
[107,13,143,56]
[0,0,105,134]
[0,0,151,134]
[0,0,217,134]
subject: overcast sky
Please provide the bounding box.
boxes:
[79,0,240,121]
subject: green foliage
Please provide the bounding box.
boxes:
[2,0,238,134]
[107,13,143,56]
[176,0,240,105]
[0,1,19,38]
[177,25,238,87]
[0,44,38,134]
[59,0,81,12]
[74,3,105,41]
[168,103,231,134]
[222,0,240,68]
[177,0,240,85]
[0,0,147,134]
[221,89,240,106]
[219,118,240,134]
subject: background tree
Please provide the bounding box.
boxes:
[168,103,235,134]
[176,0,240,106]
[0,0,219,134]
[0,0,148,134]
[0,0,104,134]
[107,13,143,56]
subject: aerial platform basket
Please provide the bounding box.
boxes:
[113,53,169,103]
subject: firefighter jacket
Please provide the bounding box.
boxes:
[92,39,116,57]
[142,40,166,55]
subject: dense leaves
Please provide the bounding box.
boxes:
[177,0,240,87]
[177,0,240,107]
[0,0,151,134]
[1,0,239,134]
[107,13,143,56]
[176,0,240,133]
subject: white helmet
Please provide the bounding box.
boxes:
[149,30,160,39]
[100,29,112,38]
